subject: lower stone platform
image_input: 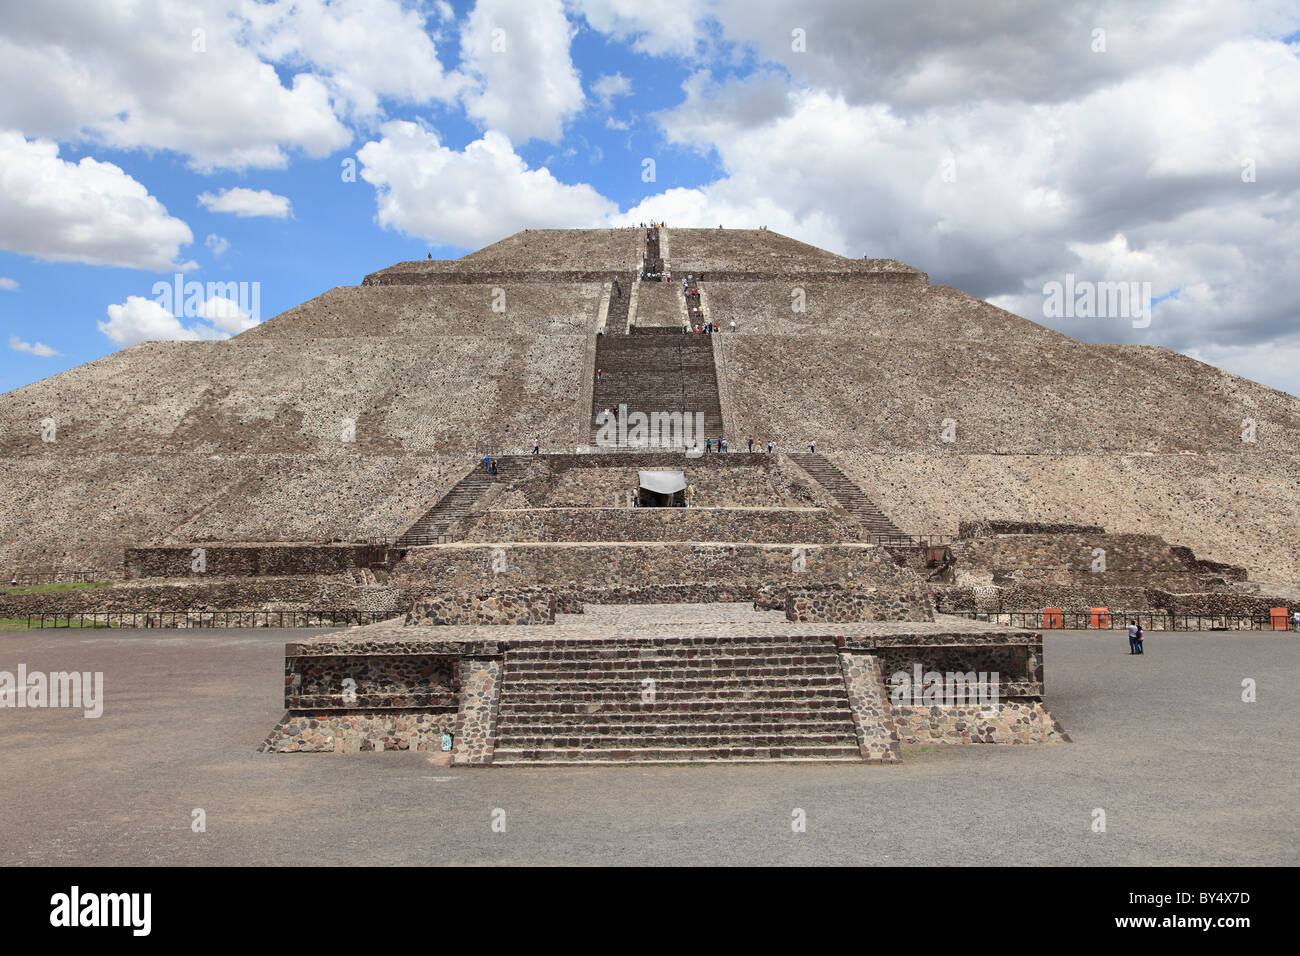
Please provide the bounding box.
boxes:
[260,605,1067,762]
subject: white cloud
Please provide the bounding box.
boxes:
[460,0,585,142]
[205,233,230,257]
[198,187,293,219]
[97,294,254,347]
[239,0,465,120]
[0,277,17,291]
[358,120,617,248]
[635,36,1300,390]
[0,0,352,172]
[0,131,195,271]
[591,72,632,108]
[196,294,259,334]
[569,0,702,57]
[9,335,59,357]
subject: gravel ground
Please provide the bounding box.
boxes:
[0,627,1294,866]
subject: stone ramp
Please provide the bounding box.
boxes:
[491,634,882,765]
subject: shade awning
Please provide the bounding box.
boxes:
[638,469,687,494]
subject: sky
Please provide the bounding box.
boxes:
[1,0,1298,396]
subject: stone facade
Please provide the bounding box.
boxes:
[261,710,456,753]
[405,592,555,626]
[125,543,393,579]
[786,585,935,623]
[891,702,1068,745]
[452,658,503,765]
[837,653,902,761]
[463,507,862,544]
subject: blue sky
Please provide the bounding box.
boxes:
[3,0,1299,395]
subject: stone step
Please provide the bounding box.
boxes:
[506,648,842,664]
[496,665,842,681]
[496,732,859,750]
[490,745,864,764]
[500,697,855,714]
[498,713,854,730]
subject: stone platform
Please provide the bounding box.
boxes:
[261,605,1066,763]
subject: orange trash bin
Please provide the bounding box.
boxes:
[1090,607,1110,628]
[1043,607,1063,628]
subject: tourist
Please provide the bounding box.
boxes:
[1126,620,1139,654]
[597,368,603,382]
[1134,621,1145,654]
[1294,609,1300,632]
[705,437,713,453]
[767,440,775,454]
[533,437,540,455]
[483,454,491,474]
[730,320,736,332]
[489,459,498,476]
[809,439,816,453]
[747,437,754,453]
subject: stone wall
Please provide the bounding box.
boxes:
[890,701,1068,745]
[286,653,458,710]
[125,543,393,579]
[786,585,935,622]
[452,658,503,765]
[262,711,457,753]
[405,592,555,625]
[462,507,863,544]
[393,541,918,594]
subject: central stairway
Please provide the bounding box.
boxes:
[591,333,725,443]
[491,634,863,764]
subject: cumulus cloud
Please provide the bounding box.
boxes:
[8,335,59,357]
[358,121,617,248]
[0,131,195,271]
[239,0,465,120]
[635,35,1300,395]
[460,0,585,142]
[198,187,293,219]
[205,233,230,257]
[0,0,352,171]
[0,277,17,291]
[569,0,702,57]
[98,294,257,347]
[195,294,259,334]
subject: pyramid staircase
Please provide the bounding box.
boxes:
[396,462,504,547]
[591,334,725,443]
[788,453,904,538]
[606,274,633,330]
[491,634,866,764]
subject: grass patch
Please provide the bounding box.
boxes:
[0,617,113,630]
[0,581,112,595]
